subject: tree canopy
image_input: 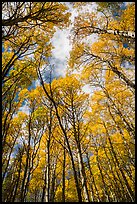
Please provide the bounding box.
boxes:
[2,2,135,202]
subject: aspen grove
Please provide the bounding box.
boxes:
[2,2,135,202]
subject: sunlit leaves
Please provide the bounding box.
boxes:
[2,2,135,202]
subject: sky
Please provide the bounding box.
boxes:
[50,3,98,73]
[19,2,95,114]
[19,2,131,114]
[48,2,132,89]
[48,2,98,91]
[50,1,130,76]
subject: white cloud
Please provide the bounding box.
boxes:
[82,84,93,95]
[50,3,98,78]
[51,28,72,62]
[49,4,79,76]
[54,59,67,77]
[82,33,99,45]
[35,79,40,87]
[125,2,133,6]
[18,104,30,115]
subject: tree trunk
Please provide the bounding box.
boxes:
[49,161,57,202]
[62,138,66,202]
[77,146,90,202]
[37,65,82,202]
[20,116,31,202]
[104,122,135,202]
[86,152,101,202]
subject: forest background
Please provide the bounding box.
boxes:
[2,2,135,202]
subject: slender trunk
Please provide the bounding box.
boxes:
[37,66,82,202]
[71,96,90,202]
[95,147,111,202]
[104,122,135,202]
[20,152,29,202]
[34,190,37,202]
[41,139,50,202]
[77,146,90,202]
[2,146,14,182]
[5,177,17,202]
[102,146,123,201]
[20,116,31,202]
[86,153,101,202]
[23,167,31,201]
[42,105,52,202]
[108,136,134,201]
[62,138,66,202]
[53,105,82,202]
[103,87,135,137]
[45,140,50,202]
[41,173,46,202]
[12,160,22,202]
[108,61,135,90]
[107,103,135,167]
[49,162,57,202]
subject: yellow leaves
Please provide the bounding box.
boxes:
[2,51,15,67]
[34,2,71,29]
[72,2,87,9]
[61,75,81,91]
[2,2,71,87]
[3,41,11,51]
[34,106,47,117]
[108,3,135,32]
[29,89,40,100]
[68,43,85,70]
[121,47,134,58]
[108,20,121,31]
[11,112,28,128]
[81,62,102,83]
[81,66,92,82]
[91,39,118,60]
[122,129,131,141]
[105,69,115,82]
[93,123,106,134]
[2,3,135,202]
[115,89,132,100]
[18,88,29,99]
[17,111,28,120]
[29,167,44,192]
[51,75,83,102]
[111,132,123,144]
[91,90,106,103]
[105,80,120,93]
[105,78,133,104]
[83,21,90,27]
[18,87,42,106]
[91,40,105,54]
[120,3,135,31]
[51,75,89,112]
[73,11,98,40]
[5,135,13,144]
[41,132,48,144]
[55,177,77,202]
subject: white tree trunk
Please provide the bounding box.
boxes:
[77,148,89,202]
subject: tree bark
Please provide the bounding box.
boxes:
[62,138,66,202]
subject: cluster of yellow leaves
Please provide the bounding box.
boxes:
[68,43,85,70]
[108,3,135,31]
[2,2,135,202]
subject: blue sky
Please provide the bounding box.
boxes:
[3,2,132,115]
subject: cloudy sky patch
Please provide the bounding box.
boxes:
[51,28,72,62]
[18,103,30,115]
[49,3,98,80]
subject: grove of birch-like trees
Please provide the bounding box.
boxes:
[2,2,135,202]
